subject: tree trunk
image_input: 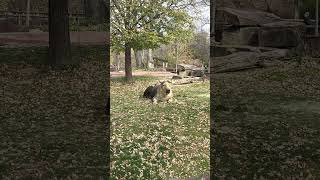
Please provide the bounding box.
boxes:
[114,52,120,71]
[138,50,143,68]
[48,0,72,67]
[26,0,30,27]
[125,44,132,81]
[141,50,145,67]
[175,44,178,73]
[147,49,153,69]
[134,49,141,68]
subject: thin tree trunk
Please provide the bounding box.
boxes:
[48,0,72,67]
[125,44,132,81]
[147,49,153,69]
[141,50,145,67]
[137,50,143,68]
[113,52,120,71]
[175,44,178,73]
[116,53,120,71]
[26,0,30,27]
[294,0,299,19]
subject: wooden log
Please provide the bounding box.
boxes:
[172,77,205,85]
[212,52,260,73]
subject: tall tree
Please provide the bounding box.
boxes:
[111,0,195,81]
[48,0,72,67]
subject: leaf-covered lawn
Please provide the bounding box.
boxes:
[110,76,210,179]
[212,60,320,179]
[0,47,108,179]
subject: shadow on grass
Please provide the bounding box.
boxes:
[0,45,106,65]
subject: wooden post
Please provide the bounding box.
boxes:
[316,0,319,36]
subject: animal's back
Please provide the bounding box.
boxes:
[143,85,156,99]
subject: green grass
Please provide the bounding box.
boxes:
[110,76,209,179]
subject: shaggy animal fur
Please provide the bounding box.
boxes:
[143,81,173,103]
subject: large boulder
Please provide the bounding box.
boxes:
[217,0,295,19]
[218,7,281,26]
[259,21,306,48]
[222,27,259,46]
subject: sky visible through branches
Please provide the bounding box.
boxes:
[188,2,210,33]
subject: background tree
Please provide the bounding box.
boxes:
[189,31,209,66]
[7,0,25,11]
[48,0,72,67]
[0,0,10,11]
[84,0,107,24]
[111,0,195,81]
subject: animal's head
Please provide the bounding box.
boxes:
[160,80,172,94]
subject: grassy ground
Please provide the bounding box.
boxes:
[0,47,109,179]
[110,77,210,179]
[212,60,320,179]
